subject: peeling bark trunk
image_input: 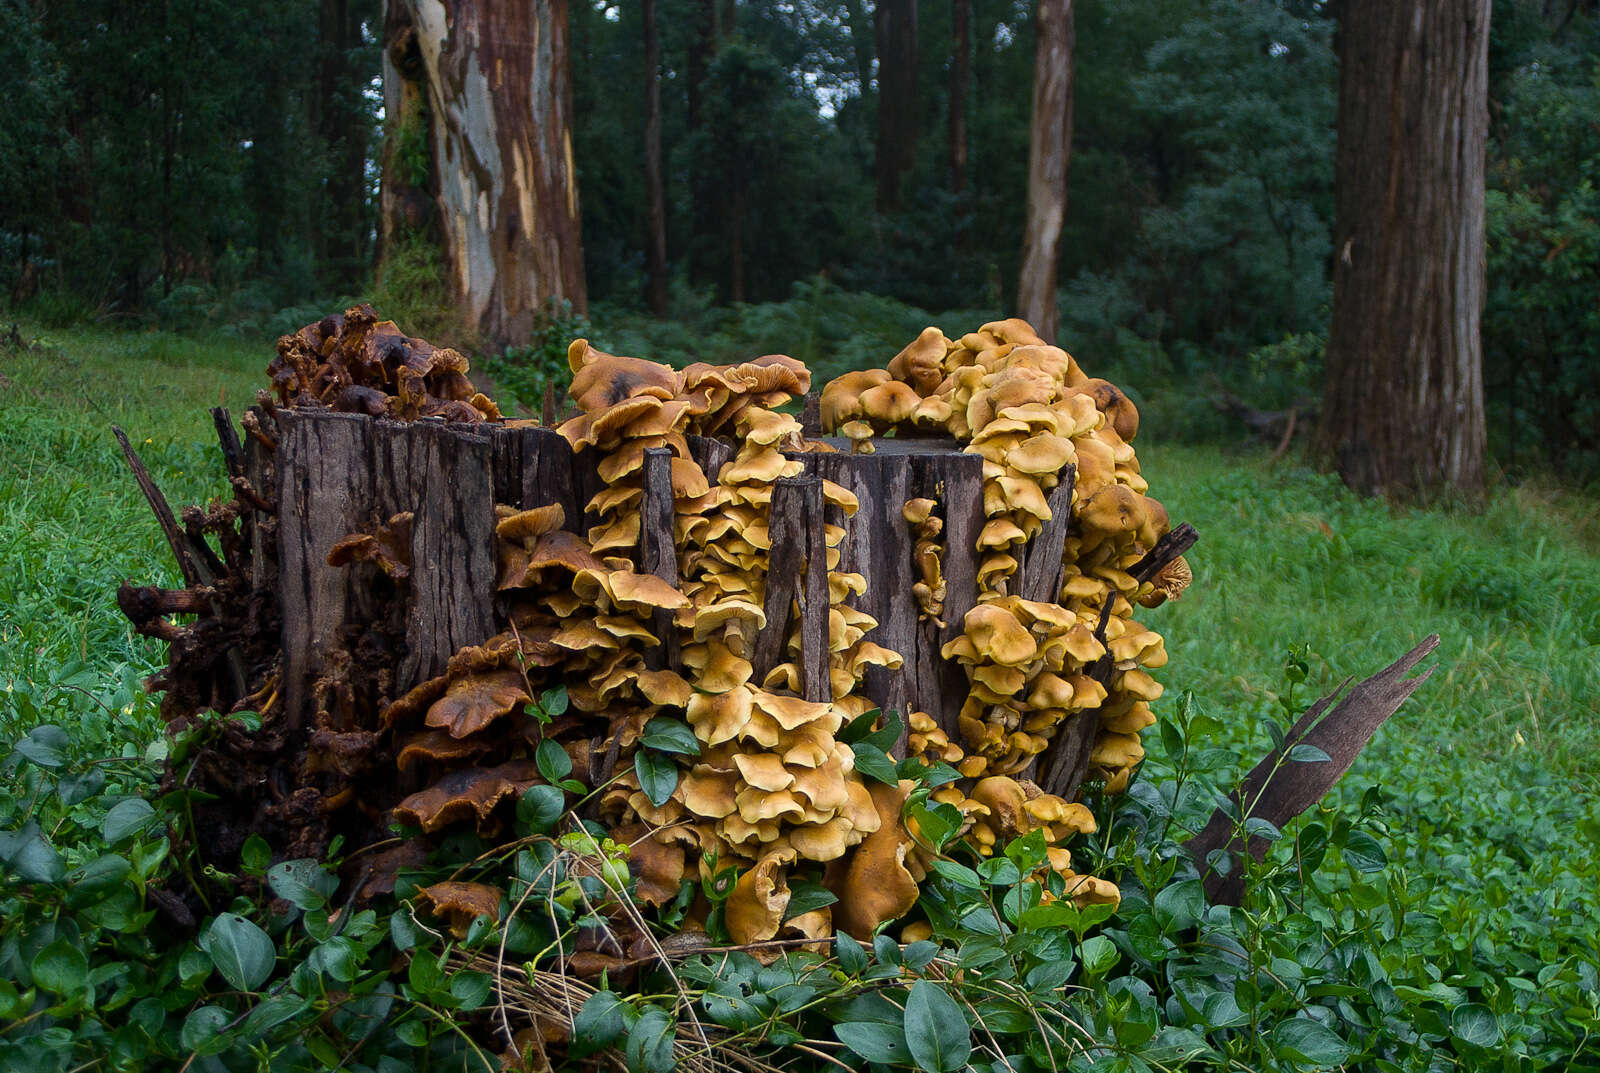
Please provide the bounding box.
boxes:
[874,0,919,213]
[1016,0,1074,344]
[643,0,668,317]
[1317,0,1489,499]
[382,0,587,349]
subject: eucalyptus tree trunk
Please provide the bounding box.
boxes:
[874,0,919,213]
[380,0,586,349]
[1317,0,1489,499]
[1016,0,1074,344]
[949,0,969,194]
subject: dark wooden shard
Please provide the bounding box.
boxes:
[1185,634,1440,906]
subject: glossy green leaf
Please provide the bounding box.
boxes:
[32,938,89,995]
[904,980,971,1071]
[102,798,158,844]
[639,716,701,756]
[1451,1003,1501,1048]
[1271,1018,1350,1066]
[634,749,679,807]
[535,738,572,782]
[835,1020,913,1065]
[200,913,276,992]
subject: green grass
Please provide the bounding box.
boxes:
[0,326,267,751]
[2,320,1599,1067]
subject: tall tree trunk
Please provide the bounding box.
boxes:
[949,0,969,193]
[874,0,919,213]
[380,0,586,349]
[1317,0,1489,499]
[1016,0,1074,343]
[643,0,668,316]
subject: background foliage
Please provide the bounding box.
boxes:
[2,0,1597,479]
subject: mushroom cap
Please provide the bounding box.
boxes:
[567,343,679,409]
[425,669,531,739]
[960,603,1038,666]
[725,848,795,944]
[857,381,922,428]
[1007,432,1074,476]
[393,759,544,833]
[820,369,892,429]
[416,881,502,938]
[886,326,949,396]
[1079,484,1150,538]
[1081,377,1140,442]
[686,685,755,746]
[829,780,920,938]
[968,776,1029,837]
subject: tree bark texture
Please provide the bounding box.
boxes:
[949,0,970,193]
[1317,0,1489,499]
[874,0,919,213]
[643,0,668,317]
[383,0,587,349]
[1016,0,1074,345]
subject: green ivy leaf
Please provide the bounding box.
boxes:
[240,834,272,874]
[873,933,903,966]
[835,1021,913,1065]
[0,822,66,884]
[783,880,837,921]
[639,717,701,756]
[517,783,567,834]
[14,724,70,768]
[1079,935,1119,979]
[1341,831,1389,873]
[181,1005,232,1055]
[572,990,634,1056]
[1451,1004,1501,1048]
[634,750,680,807]
[31,938,89,996]
[200,913,276,992]
[540,686,570,718]
[1271,1018,1350,1067]
[102,798,159,844]
[267,859,339,910]
[837,708,883,744]
[904,980,972,1071]
[835,932,868,975]
[624,1006,676,1073]
[850,742,898,785]
[535,739,573,783]
[1288,743,1332,764]
[449,971,493,1011]
[902,940,940,973]
[1153,880,1205,932]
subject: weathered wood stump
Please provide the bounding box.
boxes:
[267,410,1092,758]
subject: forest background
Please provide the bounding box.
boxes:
[3,0,1598,484]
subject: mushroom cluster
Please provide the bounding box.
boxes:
[268,303,501,422]
[821,318,1187,794]
[323,317,1186,944]
[548,342,926,943]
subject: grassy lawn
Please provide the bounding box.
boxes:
[3,321,1598,1066]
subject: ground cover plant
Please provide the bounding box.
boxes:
[1,322,1598,1071]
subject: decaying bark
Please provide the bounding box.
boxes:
[381,0,587,348]
[1186,635,1440,906]
[1317,0,1489,499]
[1016,0,1075,344]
